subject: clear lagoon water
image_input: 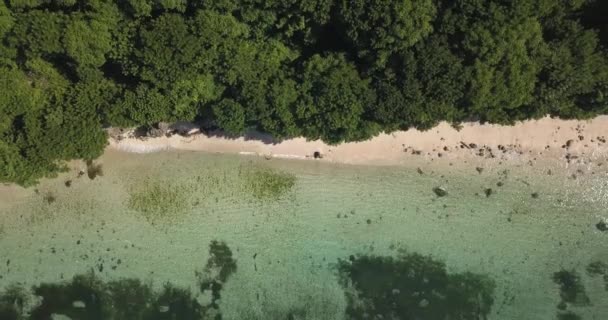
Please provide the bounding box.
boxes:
[0,151,607,319]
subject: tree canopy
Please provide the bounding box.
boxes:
[0,0,607,185]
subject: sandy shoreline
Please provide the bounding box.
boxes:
[109,116,608,166]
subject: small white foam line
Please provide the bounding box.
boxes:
[113,143,170,153]
[272,154,307,160]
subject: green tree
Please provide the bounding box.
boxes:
[9,10,67,58]
[440,0,545,123]
[373,36,466,130]
[297,54,378,143]
[338,0,436,66]
[212,98,246,134]
[0,1,13,39]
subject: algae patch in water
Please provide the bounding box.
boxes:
[127,178,192,224]
[337,252,496,319]
[240,165,296,200]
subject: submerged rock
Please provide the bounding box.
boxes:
[484,188,493,197]
[433,187,448,197]
[596,219,608,232]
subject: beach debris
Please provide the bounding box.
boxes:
[313,151,323,159]
[159,305,170,313]
[72,300,86,308]
[596,219,608,232]
[433,187,448,197]
[64,180,72,187]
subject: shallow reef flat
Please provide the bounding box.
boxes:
[0,150,607,319]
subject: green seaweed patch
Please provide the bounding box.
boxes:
[552,269,591,306]
[240,165,296,200]
[127,178,192,224]
[337,252,496,319]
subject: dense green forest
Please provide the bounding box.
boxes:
[1,0,608,185]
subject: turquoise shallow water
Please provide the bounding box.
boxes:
[0,151,607,319]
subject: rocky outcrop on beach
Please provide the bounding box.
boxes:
[107,121,202,141]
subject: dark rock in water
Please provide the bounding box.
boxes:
[596,220,608,232]
[43,193,56,204]
[433,187,448,197]
[496,181,504,187]
[86,161,103,180]
[484,188,493,197]
[476,167,484,174]
[417,168,424,175]
[64,180,72,187]
[531,192,539,199]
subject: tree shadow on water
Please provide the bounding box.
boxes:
[337,252,496,320]
[0,240,238,320]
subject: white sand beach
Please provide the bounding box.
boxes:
[109,116,608,165]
